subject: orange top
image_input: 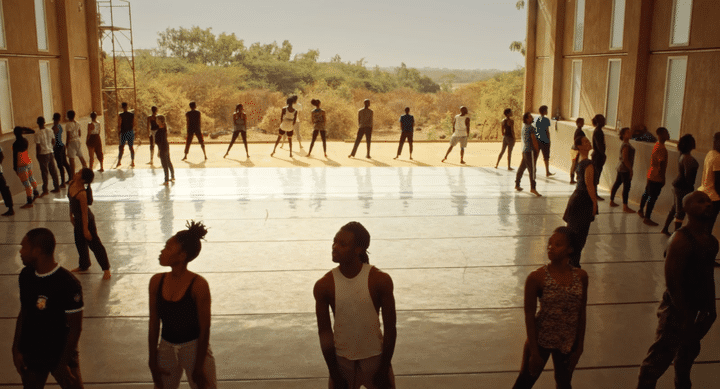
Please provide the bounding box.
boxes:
[647,142,668,183]
[17,150,32,167]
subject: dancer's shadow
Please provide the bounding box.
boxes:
[227,157,255,168]
[320,157,341,167]
[352,157,389,167]
[182,159,207,169]
[406,159,431,167]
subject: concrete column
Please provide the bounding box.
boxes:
[550,0,566,118]
[55,0,74,113]
[524,0,538,113]
[628,0,654,132]
[85,0,103,115]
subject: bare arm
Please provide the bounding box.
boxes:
[148,274,164,386]
[313,276,346,387]
[665,233,693,326]
[622,145,633,174]
[523,272,541,354]
[375,272,396,387]
[78,192,91,239]
[192,276,212,387]
[570,270,589,368]
[585,164,598,215]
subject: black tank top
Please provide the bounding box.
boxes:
[120,112,134,133]
[157,274,200,344]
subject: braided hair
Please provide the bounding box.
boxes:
[340,221,370,264]
[79,168,95,205]
[174,220,208,263]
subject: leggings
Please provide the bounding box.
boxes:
[397,131,413,156]
[497,137,515,166]
[73,210,110,271]
[610,171,632,204]
[184,129,205,155]
[159,149,174,182]
[227,130,248,155]
[513,341,575,389]
[17,165,38,197]
[308,130,327,155]
[640,180,664,219]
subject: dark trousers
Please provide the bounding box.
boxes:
[184,128,205,155]
[20,349,83,389]
[54,146,72,184]
[350,127,372,157]
[513,342,575,389]
[640,180,665,220]
[567,218,592,268]
[515,151,537,190]
[663,187,692,231]
[0,172,12,208]
[308,130,326,155]
[159,149,174,182]
[592,153,606,187]
[397,131,413,156]
[610,171,632,204]
[73,211,110,271]
[227,130,248,155]
[37,153,59,192]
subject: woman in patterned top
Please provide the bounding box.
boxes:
[307,99,327,157]
[12,127,39,209]
[513,226,589,389]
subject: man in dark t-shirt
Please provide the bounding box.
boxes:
[13,228,84,388]
[117,102,136,168]
[395,107,415,160]
[183,101,207,161]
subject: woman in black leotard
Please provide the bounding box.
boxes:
[68,168,111,279]
[149,221,217,389]
[563,136,598,268]
[661,134,698,235]
[495,108,515,169]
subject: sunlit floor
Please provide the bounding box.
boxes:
[0,154,718,387]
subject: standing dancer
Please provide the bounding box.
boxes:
[495,108,515,170]
[271,97,297,158]
[512,227,588,388]
[117,102,136,168]
[0,145,14,216]
[183,102,207,161]
[307,99,327,157]
[291,95,304,149]
[86,112,104,172]
[149,221,217,389]
[563,136,598,268]
[515,112,541,196]
[349,99,374,159]
[52,113,72,186]
[534,105,554,176]
[395,107,414,160]
[64,110,88,175]
[442,106,470,164]
[591,114,606,200]
[225,104,249,158]
[68,168,111,280]
[34,116,60,196]
[638,127,670,226]
[156,115,175,185]
[12,127,39,209]
[147,106,159,165]
[661,134,698,236]
[609,127,636,213]
[569,118,586,184]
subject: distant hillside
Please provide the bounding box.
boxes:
[379,67,504,84]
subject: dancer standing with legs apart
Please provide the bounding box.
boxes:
[638,127,670,226]
[13,228,85,389]
[13,127,39,209]
[591,114,607,200]
[34,116,61,196]
[513,227,588,389]
[86,112,104,172]
[149,221,217,389]
[395,107,414,160]
[442,106,470,164]
[495,108,515,169]
[0,145,14,216]
[609,127,636,213]
[569,118,586,184]
[52,113,72,187]
[147,106,159,165]
[563,136,598,268]
[515,112,541,196]
[534,105,554,176]
[116,102,136,168]
[225,104,249,158]
[68,168,111,280]
[661,134,698,236]
[307,99,327,157]
[291,95,304,149]
[349,99,374,159]
[637,191,718,388]
[314,222,396,389]
[64,111,88,175]
[183,102,207,161]
[271,97,297,158]
[156,115,175,185]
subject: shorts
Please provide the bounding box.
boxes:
[119,131,135,147]
[279,129,294,136]
[449,135,468,149]
[156,338,217,389]
[538,142,550,160]
[330,354,395,389]
[66,139,83,159]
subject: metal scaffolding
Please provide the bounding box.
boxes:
[97,0,137,138]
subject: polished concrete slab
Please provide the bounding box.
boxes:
[0,161,718,388]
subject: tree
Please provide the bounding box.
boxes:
[510,1,527,57]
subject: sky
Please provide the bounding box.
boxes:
[110,0,527,71]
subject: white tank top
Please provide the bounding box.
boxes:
[454,114,468,137]
[280,108,296,132]
[332,263,383,360]
[88,120,102,135]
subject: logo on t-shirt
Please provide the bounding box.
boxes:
[36,295,48,310]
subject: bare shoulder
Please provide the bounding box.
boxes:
[576,268,589,284]
[370,266,394,291]
[149,273,164,292]
[313,270,334,301]
[191,274,211,298]
[526,267,545,287]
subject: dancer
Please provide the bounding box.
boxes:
[307,99,327,157]
[698,132,720,233]
[64,110,88,175]
[149,221,217,389]
[271,97,297,158]
[13,228,84,388]
[68,168,111,280]
[591,114,606,200]
[225,104,249,158]
[34,116,60,196]
[0,145,14,216]
[563,136,598,268]
[86,112,104,172]
[637,191,717,388]
[442,106,470,164]
[534,105,554,176]
[291,95,304,149]
[349,99,374,159]
[13,127,39,209]
[314,222,396,389]
[569,118,586,184]
[609,127,636,213]
[395,107,414,160]
[661,134,698,236]
[183,102,207,161]
[52,113,72,187]
[512,227,588,389]
[638,127,670,226]
[156,115,175,185]
[495,108,515,169]
[515,112,542,196]
[116,102,136,168]
[147,106,159,165]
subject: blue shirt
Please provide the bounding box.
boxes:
[535,116,551,144]
[522,124,535,153]
[400,114,414,132]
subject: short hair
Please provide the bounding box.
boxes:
[574,136,586,147]
[576,117,585,125]
[37,116,45,126]
[405,107,410,113]
[156,114,165,125]
[236,103,243,111]
[618,127,630,140]
[53,112,61,121]
[539,105,548,114]
[656,127,669,137]
[26,228,56,256]
[503,108,512,116]
[90,112,97,120]
[552,226,577,254]
[311,99,320,107]
[714,132,720,144]
[522,112,533,122]
[174,220,208,263]
[67,110,76,120]
[340,222,370,264]
[189,101,196,109]
[677,134,695,154]
[121,102,128,108]
[290,95,298,103]
[591,114,606,128]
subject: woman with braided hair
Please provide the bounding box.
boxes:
[149,221,217,389]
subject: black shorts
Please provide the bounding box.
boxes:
[538,142,551,160]
[279,130,294,136]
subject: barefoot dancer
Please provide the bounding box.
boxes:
[69,168,111,280]
[609,127,635,213]
[495,108,515,169]
[271,97,297,158]
[225,104,249,158]
[307,99,327,158]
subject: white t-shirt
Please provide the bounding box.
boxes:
[65,121,81,142]
[454,114,469,137]
[35,127,55,155]
[699,149,720,201]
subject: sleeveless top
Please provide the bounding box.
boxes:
[617,142,635,172]
[54,125,65,147]
[157,274,200,344]
[186,110,201,131]
[536,265,583,353]
[16,149,32,167]
[575,159,593,191]
[68,190,93,225]
[503,119,514,140]
[148,116,159,135]
[672,154,699,191]
[454,114,468,137]
[280,108,296,132]
[119,112,134,133]
[312,109,326,131]
[233,113,246,132]
[332,264,383,360]
[88,120,102,136]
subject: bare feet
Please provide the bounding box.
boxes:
[508,167,514,170]
[460,160,466,164]
[623,205,635,213]
[2,209,14,216]
[515,186,523,192]
[130,162,135,168]
[530,189,542,197]
[643,218,659,226]
[596,195,605,201]
[570,180,576,184]
[441,158,447,163]
[394,156,399,160]
[609,201,619,207]
[161,181,170,186]
[102,270,111,280]
[348,155,353,158]
[20,203,33,209]
[546,172,555,177]
[116,163,121,168]
[70,267,87,273]
[409,156,413,160]
[660,229,671,237]
[637,209,644,218]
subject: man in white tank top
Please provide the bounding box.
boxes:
[442,106,470,164]
[314,222,396,389]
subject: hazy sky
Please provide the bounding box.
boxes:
[119,0,527,70]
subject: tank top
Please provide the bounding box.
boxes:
[503,119,514,140]
[536,265,583,353]
[68,190,93,224]
[233,113,246,132]
[616,142,635,173]
[88,120,102,136]
[54,125,65,147]
[672,154,699,191]
[280,108,296,132]
[148,116,159,135]
[186,110,201,131]
[575,159,593,191]
[312,109,325,131]
[454,114,468,137]
[17,150,32,167]
[332,264,383,360]
[157,274,200,344]
[119,111,134,133]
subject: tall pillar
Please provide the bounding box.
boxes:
[524,0,538,113]
[628,0,653,132]
[550,0,566,118]
[85,0,103,114]
[56,0,74,113]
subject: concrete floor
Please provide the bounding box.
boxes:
[0,142,718,388]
